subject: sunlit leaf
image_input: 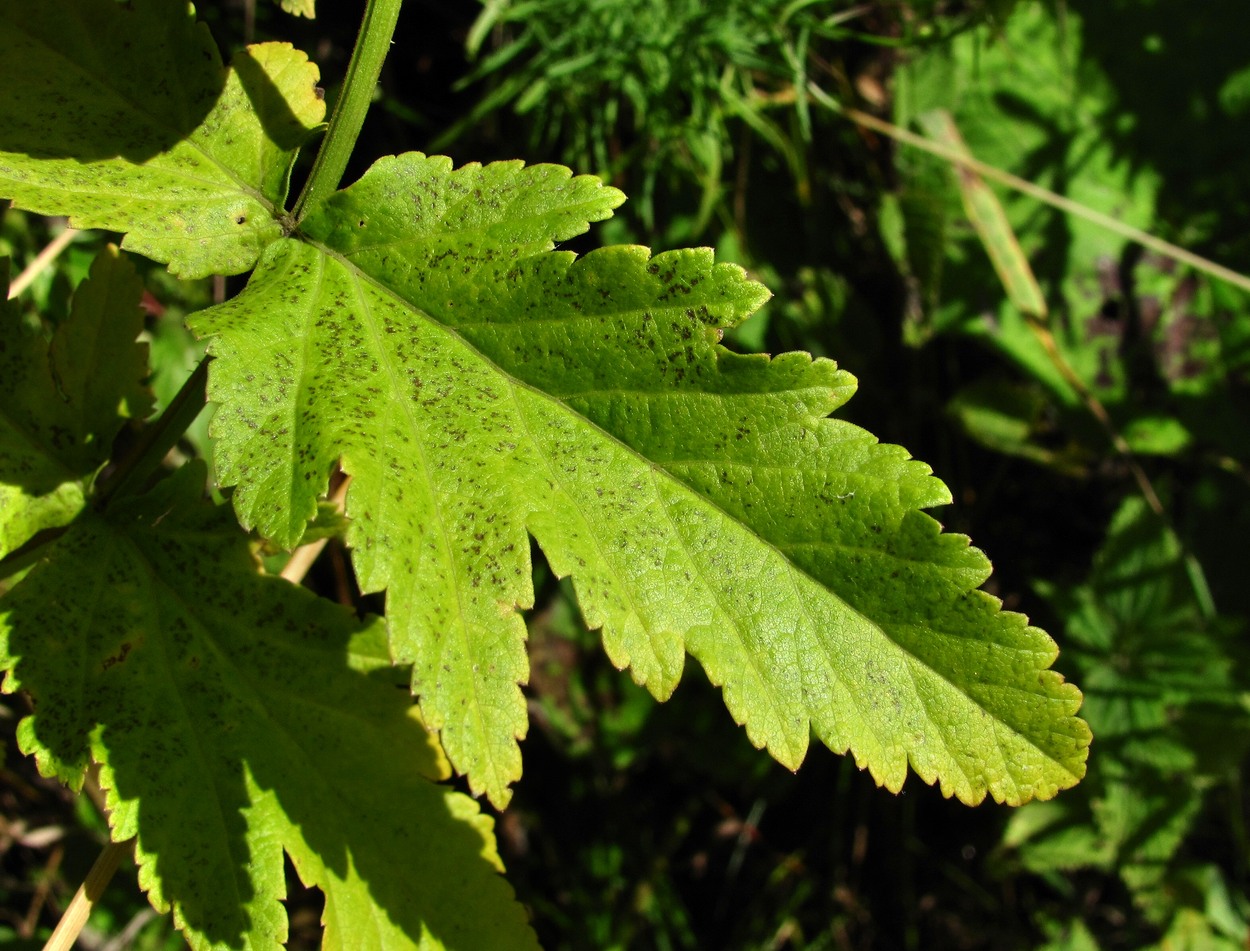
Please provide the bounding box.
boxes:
[191,153,1089,809]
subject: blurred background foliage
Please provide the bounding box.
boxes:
[4,0,1250,947]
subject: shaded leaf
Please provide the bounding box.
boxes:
[0,0,325,277]
[0,463,537,951]
[1006,495,1250,926]
[946,379,1088,475]
[0,247,151,555]
[280,0,316,17]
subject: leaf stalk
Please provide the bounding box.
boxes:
[293,0,404,222]
[44,840,130,951]
[92,357,211,511]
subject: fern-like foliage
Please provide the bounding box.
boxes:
[0,0,1090,946]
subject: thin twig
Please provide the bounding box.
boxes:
[855,98,1217,616]
[757,84,1250,295]
[20,842,63,938]
[279,476,352,585]
[8,228,79,299]
[44,840,130,951]
[837,100,1250,294]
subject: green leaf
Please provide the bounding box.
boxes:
[895,5,1156,402]
[0,482,83,563]
[0,463,537,951]
[947,379,1088,475]
[0,0,326,278]
[0,246,151,555]
[191,153,1089,809]
[280,0,316,17]
[1007,495,1250,921]
[1050,496,1246,767]
[916,109,1047,319]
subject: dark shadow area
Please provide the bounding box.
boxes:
[1074,0,1250,264]
[0,1,224,163]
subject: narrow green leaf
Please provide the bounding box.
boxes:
[947,380,1088,475]
[0,464,537,951]
[0,0,326,277]
[192,154,1089,808]
[0,246,151,554]
[917,109,1048,318]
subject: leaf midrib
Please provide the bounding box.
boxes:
[333,247,520,801]
[113,528,257,932]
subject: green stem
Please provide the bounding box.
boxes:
[0,357,210,583]
[293,0,404,223]
[92,357,210,511]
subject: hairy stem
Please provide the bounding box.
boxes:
[293,0,404,222]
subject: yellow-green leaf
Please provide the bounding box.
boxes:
[0,0,325,277]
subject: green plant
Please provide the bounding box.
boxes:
[874,5,1250,945]
[0,0,1089,947]
[1003,495,1250,947]
[429,1,1250,945]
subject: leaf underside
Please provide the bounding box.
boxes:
[0,464,537,951]
[191,152,1089,809]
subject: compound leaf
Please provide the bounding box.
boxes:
[0,246,151,556]
[0,463,536,951]
[0,0,325,278]
[191,153,1089,809]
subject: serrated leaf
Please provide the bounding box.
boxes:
[1043,496,1250,774]
[1008,495,1250,918]
[0,0,325,277]
[0,463,537,951]
[280,0,316,17]
[0,246,151,555]
[190,153,1089,809]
